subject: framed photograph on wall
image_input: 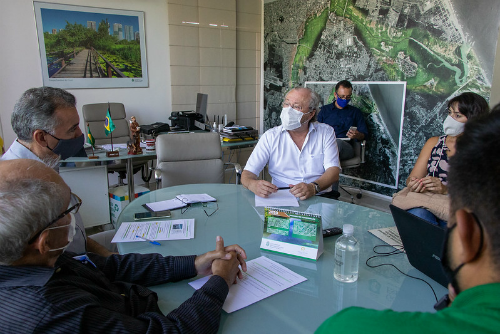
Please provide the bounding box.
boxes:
[33,2,148,89]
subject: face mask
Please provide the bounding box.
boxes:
[336,96,350,108]
[440,224,463,294]
[443,115,465,136]
[280,106,311,131]
[48,213,77,252]
[440,215,484,295]
[46,133,85,160]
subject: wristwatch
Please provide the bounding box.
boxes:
[312,182,320,194]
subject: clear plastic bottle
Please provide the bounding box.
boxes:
[334,224,359,283]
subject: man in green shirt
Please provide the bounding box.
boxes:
[317,108,500,333]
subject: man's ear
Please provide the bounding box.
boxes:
[455,209,484,263]
[35,230,52,255]
[33,129,49,148]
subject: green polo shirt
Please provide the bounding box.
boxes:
[316,283,500,334]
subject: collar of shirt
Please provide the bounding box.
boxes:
[0,252,84,288]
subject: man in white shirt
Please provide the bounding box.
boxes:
[242,87,340,200]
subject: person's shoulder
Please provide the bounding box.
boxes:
[425,136,440,147]
[348,104,362,112]
[320,103,335,111]
[313,122,335,135]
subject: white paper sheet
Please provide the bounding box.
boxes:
[145,194,216,211]
[368,226,404,252]
[189,256,307,313]
[254,189,299,207]
[175,194,216,204]
[145,198,187,211]
[111,219,194,243]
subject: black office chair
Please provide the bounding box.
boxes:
[339,140,366,202]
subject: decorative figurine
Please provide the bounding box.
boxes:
[128,116,143,155]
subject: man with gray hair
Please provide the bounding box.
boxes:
[242,87,340,200]
[2,87,111,256]
[0,159,247,333]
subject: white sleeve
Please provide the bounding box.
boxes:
[243,130,271,176]
[322,126,340,170]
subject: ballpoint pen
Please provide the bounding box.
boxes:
[277,187,291,190]
[136,235,161,245]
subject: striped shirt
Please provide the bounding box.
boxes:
[0,252,228,333]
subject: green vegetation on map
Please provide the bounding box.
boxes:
[44,20,141,78]
[291,8,329,84]
[289,0,483,96]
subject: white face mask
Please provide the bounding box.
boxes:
[280,106,311,130]
[443,115,465,136]
[48,213,77,252]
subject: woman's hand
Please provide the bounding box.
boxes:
[407,177,426,193]
[419,176,448,194]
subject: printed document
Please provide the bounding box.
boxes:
[189,256,307,313]
[111,219,194,243]
[254,189,299,207]
[368,226,404,252]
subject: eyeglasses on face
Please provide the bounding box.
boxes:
[282,102,310,112]
[28,193,82,244]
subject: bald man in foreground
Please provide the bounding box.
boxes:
[0,159,247,333]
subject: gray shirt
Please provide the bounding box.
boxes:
[2,140,87,254]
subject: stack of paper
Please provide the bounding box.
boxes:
[145,194,216,212]
[111,219,195,243]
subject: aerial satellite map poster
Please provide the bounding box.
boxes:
[263,0,500,195]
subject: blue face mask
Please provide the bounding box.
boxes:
[336,96,350,108]
[46,133,86,160]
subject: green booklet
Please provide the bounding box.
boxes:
[260,207,323,260]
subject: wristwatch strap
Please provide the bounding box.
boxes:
[312,182,320,194]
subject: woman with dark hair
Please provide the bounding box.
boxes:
[404,92,489,226]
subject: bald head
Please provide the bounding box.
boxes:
[0,159,68,265]
[0,159,64,186]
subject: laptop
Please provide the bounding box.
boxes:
[389,205,448,287]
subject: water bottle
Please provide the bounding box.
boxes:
[334,224,359,283]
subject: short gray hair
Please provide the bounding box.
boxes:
[12,87,76,141]
[0,179,65,264]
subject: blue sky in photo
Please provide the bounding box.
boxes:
[40,8,139,34]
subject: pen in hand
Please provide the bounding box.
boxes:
[277,187,291,190]
[136,235,161,246]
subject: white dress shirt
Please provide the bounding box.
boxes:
[244,122,340,193]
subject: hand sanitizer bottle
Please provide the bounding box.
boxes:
[334,224,359,283]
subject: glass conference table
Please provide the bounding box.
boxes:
[116,184,447,334]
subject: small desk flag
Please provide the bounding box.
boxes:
[104,106,116,136]
[87,123,95,147]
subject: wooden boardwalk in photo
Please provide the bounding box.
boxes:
[52,49,100,78]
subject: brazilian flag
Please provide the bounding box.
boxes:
[104,108,115,136]
[87,123,95,147]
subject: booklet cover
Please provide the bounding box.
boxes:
[260,207,323,260]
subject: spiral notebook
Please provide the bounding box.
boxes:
[260,207,323,260]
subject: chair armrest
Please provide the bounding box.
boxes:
[149,166,162,188]
[224,162,242,184]
[360,140,366,164]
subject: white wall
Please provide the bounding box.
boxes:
[0,0,172,147]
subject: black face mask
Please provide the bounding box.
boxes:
[440,213,484,295]
[46,133,86,160]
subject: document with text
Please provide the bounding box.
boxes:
[368,226,404,252]
[111,219,194,243]
[254,189,299,207]
[189,256,307,313]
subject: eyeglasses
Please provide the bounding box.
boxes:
[28,193,82,244]
[336,94,352,100]
[203,202,219,217]
[282,102,310,112]
[180,202,219,217]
